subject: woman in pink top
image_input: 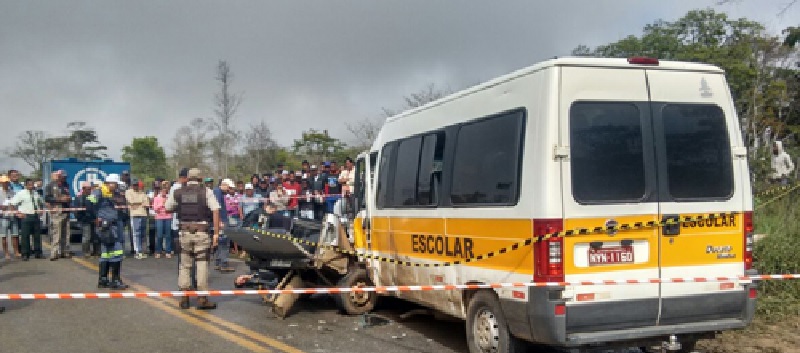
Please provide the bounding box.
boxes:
[224,188,242,227]
[152,181,173,258]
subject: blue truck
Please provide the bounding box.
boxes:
[41,158,131,198]
[41,158,132,242]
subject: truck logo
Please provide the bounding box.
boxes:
[72,168,109,195]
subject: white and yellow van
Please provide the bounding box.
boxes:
[350,57,756,353]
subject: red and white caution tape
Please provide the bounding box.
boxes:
[1,275,798,300]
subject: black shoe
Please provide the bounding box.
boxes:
[109,280,129,290]
[109,262,128,290]
[179,297,190,309]
[98,262,110,288]
[22,256,29,261]
[196,297,217,310]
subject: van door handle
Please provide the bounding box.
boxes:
[662,214,680,236]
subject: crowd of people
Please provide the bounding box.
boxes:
[0,158,356,267]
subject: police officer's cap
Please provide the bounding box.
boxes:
[178,167,189,178]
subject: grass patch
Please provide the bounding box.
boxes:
[753,194,800,320]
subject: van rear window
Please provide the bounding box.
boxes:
[661,104,733,200]
[570,103,646,203]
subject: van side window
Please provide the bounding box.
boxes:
[417,132,445,205]
[369,152,378,186]
[376,143,396,209]
[382,132,446,208]
[570,103,646,203]
[392,137,423,206]
[661,104,733,199]
[450,110,525,206]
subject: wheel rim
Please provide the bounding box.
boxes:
[349,280,372,307]
[473,308,500,353]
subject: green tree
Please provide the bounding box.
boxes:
[122,136,169,181]
[43,121,109,160]
[292,129,349,165]
[573,8,800,178]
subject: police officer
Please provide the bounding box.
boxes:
[89,174,129,290]
[165,168,220,310]
[45,170,72,260]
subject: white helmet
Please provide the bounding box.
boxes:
[105,173,121,183]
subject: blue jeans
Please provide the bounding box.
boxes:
[154,219,173,253]
[117,221,129,254]
[130,216,147,254]
[214,234,230,267]
[325,195,340,213]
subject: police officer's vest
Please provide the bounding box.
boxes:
[174,184,211,223]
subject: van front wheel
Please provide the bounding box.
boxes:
[334,268,377,315]
[466,291,525,353]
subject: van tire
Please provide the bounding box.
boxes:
[466,291,525,353]
[333,268,377,315]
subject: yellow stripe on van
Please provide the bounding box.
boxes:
[364,213,742,277]
[662,213,743,267]
[369,217,535,275]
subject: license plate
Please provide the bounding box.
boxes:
[269,259,292,268]
[588,246,634,266]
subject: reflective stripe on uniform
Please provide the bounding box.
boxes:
[101,249,124,259]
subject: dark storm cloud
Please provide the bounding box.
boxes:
[0,0,797,172]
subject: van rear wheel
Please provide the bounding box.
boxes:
[466,291,525,353]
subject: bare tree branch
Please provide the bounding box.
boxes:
[209,60,243,178]
[9,130,58,172]
[346,118,383,150]
[244,120,279,174]
[382,83,452,118]
[779,0,799,16]
[171,118,212,173]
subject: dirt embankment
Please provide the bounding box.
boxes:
[697,316,800,353]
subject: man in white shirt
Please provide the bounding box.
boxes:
[10,179,45,260]
[338,157,356,195]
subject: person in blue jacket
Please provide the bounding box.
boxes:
[88,174,129,290]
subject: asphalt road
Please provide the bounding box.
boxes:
[0,243,478,353]
[0,243,666,353]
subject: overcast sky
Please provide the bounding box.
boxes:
[1,0,798,172]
